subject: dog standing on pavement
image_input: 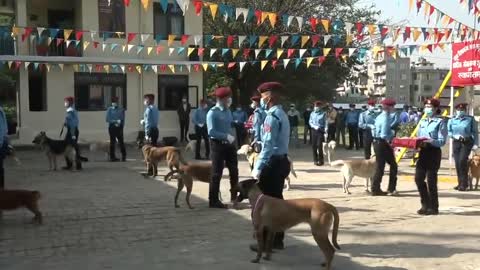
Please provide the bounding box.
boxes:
[330,157,376,194]
[141,144,187,177]
[237,144,297,190]
[0,190,43,224]
[236,179,340,269]
[468,154,480,190]
[32,132,76,171]
[87,141,110,160]
[322,140,337,165]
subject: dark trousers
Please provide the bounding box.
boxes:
[363,129,373,159]
[0,157,4,189]
[65,128,82,170]
[258,155,291,246]
[347,124,359,149]
[210,141,239,203]
[234,123,246,148]
[195,125,210,159]
[327,123,336,142]
[109,125,126,160]
[358,128,364,148]
[312,129,324,164]
[453,140,473,189]
[180,120,189,142]
[415,146,441,211]
[147,127,159,146]
[372,140,398,192]
[304,126,312,144]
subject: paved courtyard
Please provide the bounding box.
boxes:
[1,145,480,270]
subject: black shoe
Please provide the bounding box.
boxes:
[230,192,238,203]
[110,158,120,162]
[209,201,227,209]
[453,186,459,190]
[417,207,428,215]
[62,166,72,171]
[458,187,467,192]
[371,190,388,196]
[426,209,439,215]
[121,157,127,162]
[79,156,89,162]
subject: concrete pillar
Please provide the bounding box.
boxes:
[15,0,29,141]
[15,0,28,55]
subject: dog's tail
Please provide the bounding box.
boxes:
[331,205,341,250]
[330,160,345,167]
[32,191,42,201]
[288,157,297,178]
[184,142,193,153]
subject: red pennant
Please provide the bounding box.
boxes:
[318,56,326,65]
[437,31,445,42]
[268,35,278,48]
[156,45,164,55]
[22,27,33,42]
[447,17,454,26]
[255,10,262,25]
[15,61,21,70]
[287,49,295,58]
[160,64,167,72]
[198,47,205,56]
[381,26,389,38]
[427,45,433,53]
[127,65,134,72]
[405,27,411,38]
[193,0,203,15]
[181,35,189,45]
[193,64,201,72]
[416,0,422,12]
[227,35,235,47]
[127,33,136,44]
[335,48,343,58]
[56,38,64,46]
[356,22,364,33]
[243,48,251,59]
[93,42,100,48]
[429,5,435,16]
[228,62,236,69]
[124,0,131,7]
[271,60,278,69]
[311,35,320,47]
[75,31,84,40]
[309,18,318,32]
[356,34,364,41]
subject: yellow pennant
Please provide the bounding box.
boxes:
[83,41,90,50]
[372,46,382,58]
[342,55,348,62]
[147,47,153,55]
[73,65,79,72]
[258,36,268,47]
[323,48,331,56]
[455,89,462,97]
[46,64,51,72]
[408,0,414,12]
[12,27,20,36]
[390,48,397,59]
[424,2,430,18]
[202,63,209,71]
[306,57,314,68]
[438,43,446,51]
[141,0,150,10]
[209,4,218,19]
[64,29,73,39]
[261,60,268,71]
[168,35,176,46]
[321,19,330,32]
[104,65,110,73]
[136,65,142,74]
[346,34,353,46]
[277,49,284,58]
[268,13,277,28]
[168,64,175,73]
[442,110,449,117]
[413,28,422,41]
[367,24,376,36]
[301,36,310,48]
[261,13,269,24]
[188,47,195,56]
[232,49,239,58]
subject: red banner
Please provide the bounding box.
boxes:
[452,41,480,86]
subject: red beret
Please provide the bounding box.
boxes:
[314,101,323,106]
[111,96,119,102]
[424,98,440,107]
[144,94,155,100]
[381,98,396,106]
[455,103,468,110]
[214,87,232,98]
[257,82,283,93]
[367,99,376,106]
[64,96,74,103]
[250,95,261,102]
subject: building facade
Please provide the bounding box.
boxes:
[3,0,204,144]
[410,58,449,107]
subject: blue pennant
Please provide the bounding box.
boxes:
[249,35,258,47]
[295,58,302,69]
[246,8,255,23]
[160,0,168,13]
[332,36,341,45]
[282,14,289,27]
[311,48,319,57]
[155,34,165,44]
[49,28,59,38]
[222,48,230,57]
[204,35,214,46]
[177,47,186,55]
[265,49,273,58]
[291,35,300,46]
[421,28,428,40]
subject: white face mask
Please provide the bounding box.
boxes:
[112,103,118,107]
[144,100,149,106]
[64,102,70,108]
[182,99,187,103]
[250,102,256,109]
[227,97,232,108]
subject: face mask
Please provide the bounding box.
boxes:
[182,99,187,103]
[112,103,118,107]
[306,108,312,112]
[64,102,70,108]
[236,107,242,111]
[456,110,466,117]
[368,106,375,111]
[314,107,320,112]
[144,100,149,106]
[424,107,433,116]
[250,103,256,109]
[260,98,268,110]
[227,97,232,108]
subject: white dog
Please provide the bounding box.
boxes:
[330,157,376,194]
[322,140,337,165]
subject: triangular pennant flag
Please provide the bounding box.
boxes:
[145,46,153,55]
[277,49,284,58]
[294,58,302,69]
[268,13,277,28]
[194,35,202,46]
[413,28,422,41]
[181,35,189,45]
[299,49,307,58]
[222,48,230,57]
[227,35,235,47]
[291,35,300,46]
[136,65,142,74]
[367,24,376,36]
[258,36,268,47]
[283,59,291,68]
[168,35,176,46]
[349,48,357,57]
[287,16,295,27]
[141,0,150,10]
[66,40,74,48]
[24,62,30,69]
[356,22,364,33]
[323,48,331,56]
[335,48,343,58]
[311,48,319,57]
[37,27,45,35]
[239,62,247,72]
[137,45,144,55]
[73,64,79,72]
[49,28,59,38]
[127,33,136,44]
[141,34,150,43]
[281,36,289,47]
[271,59,278,69]
[168,64,175,73]
[265,49,273,58]
[177,47,186,55]
[346,34,353,46]
[210,48,217,57]
[232,49,239,58]
[301,36,310,48]
[185,64,191,73]
[321,19,330,32]
[87,64,93,72]
[75,31,84,40]
[56,38,64,47]
[227,62,236,70]
[306,57,314,68]
[156,45,164,55]
[287,49,295,58]
[90,31,97,41]
[254,49,262,58]
[238,35,246,46]
[323,35,331,45]
[261,60,268,70]
[310,17,318,31]
[188,47,195,56]
[296,17,304,31]
[111,43,119,52]
[202,63,209,71]
[249,35,258,47]
[104,65,110,73]
[45,64,51,72]
[311,35,321,47]
[268,35,278,48]
[169,47,175,56]
[64,29,73,40]
[198,47,205,56]
[152,65,158,73]
[318,56,326,65]
[209,3,218,19]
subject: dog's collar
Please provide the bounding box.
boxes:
[251,194,265,227]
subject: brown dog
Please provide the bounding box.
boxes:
[141,144,187,177]
[469,155,480,190]
[0,190,43,224]
[236,179,340,269]
[165,162,212,209]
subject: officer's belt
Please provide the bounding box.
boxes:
[210,138,229,144]
[454,137,473,144]
[373,138,389,143]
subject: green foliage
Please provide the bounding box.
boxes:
[397,122,417,138]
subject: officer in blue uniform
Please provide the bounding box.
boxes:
[207,87,238,209]
[448,103,478,191]
[63,96,85,170]
[106,96,126,162]
[250,95,265,143]
[346,104,360,150]
[359,100,378,160]
[192,99,210,160]
[250,82,291,251]
[309,101,328,166]
[141,94,159,146]
[415,98,447,215]
[0,103,8,190]
[232,105,248,148]
[371,98,398,196]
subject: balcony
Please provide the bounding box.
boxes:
[29,33,82,57]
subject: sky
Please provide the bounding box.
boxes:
[356,0,479,68]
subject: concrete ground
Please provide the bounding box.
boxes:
[1,144,479,270]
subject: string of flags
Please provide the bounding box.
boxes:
[456,0,480,19]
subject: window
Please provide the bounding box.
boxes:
[412,73,417,80]
[425,73,430,80]
[154,3,184,39]
[74,73,127,111]
[423,85,433,92]
[29,70,47,111]
[98,0,125,35]
[414,85,419,91]
[158,75,188,110]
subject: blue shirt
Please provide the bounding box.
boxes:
[106,106,125,126]
[400,111,409,123]
[65,107,79,130]
[373,111,394,141]
[309,110,328,132]
[207,104,234,141]
[417,117,447,148]
[448,115,478,145]
[345,110,360,125]
[0,106,8,146]
[253,108,266,142]
[192,107,208,126]
[232,109,248,124]
[144,105,159,132]
[359,110,377,130]
[254,105,290,171]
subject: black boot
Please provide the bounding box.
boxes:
[417,204,429,215]
[76,161,82,171]
[230,189,238,203]
[209,201,227,209]
[62,158,73,170]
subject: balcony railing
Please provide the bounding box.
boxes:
[29,36,83,57]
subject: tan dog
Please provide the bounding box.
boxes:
[141,144,187,177]
[330,157,377,194]
[469,155,480,190]
[237,144,297,190]
[32,132,76,171]
[165,162,212,209]
[87,141,110,160]
[236,179,340,268]
[0,190,43,224]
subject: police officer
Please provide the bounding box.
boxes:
[371,99,398,196]
[106,97,126,162]
[0,103,8,190]
[303,105,313,144]
[415,98,447,215]
[359,100,378,160]
[250,95,265,143]
[141,94,159,146]
[192,99,210,160]
[207,87,238,209]
[358,105,368,148]
[309,101,328,166]
[251,81,290,251]
[346,104,360,150]
[233,105,248,148]
[448,103,478,192]
[63,96,84,170]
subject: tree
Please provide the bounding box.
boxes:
[203,0,381,106]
